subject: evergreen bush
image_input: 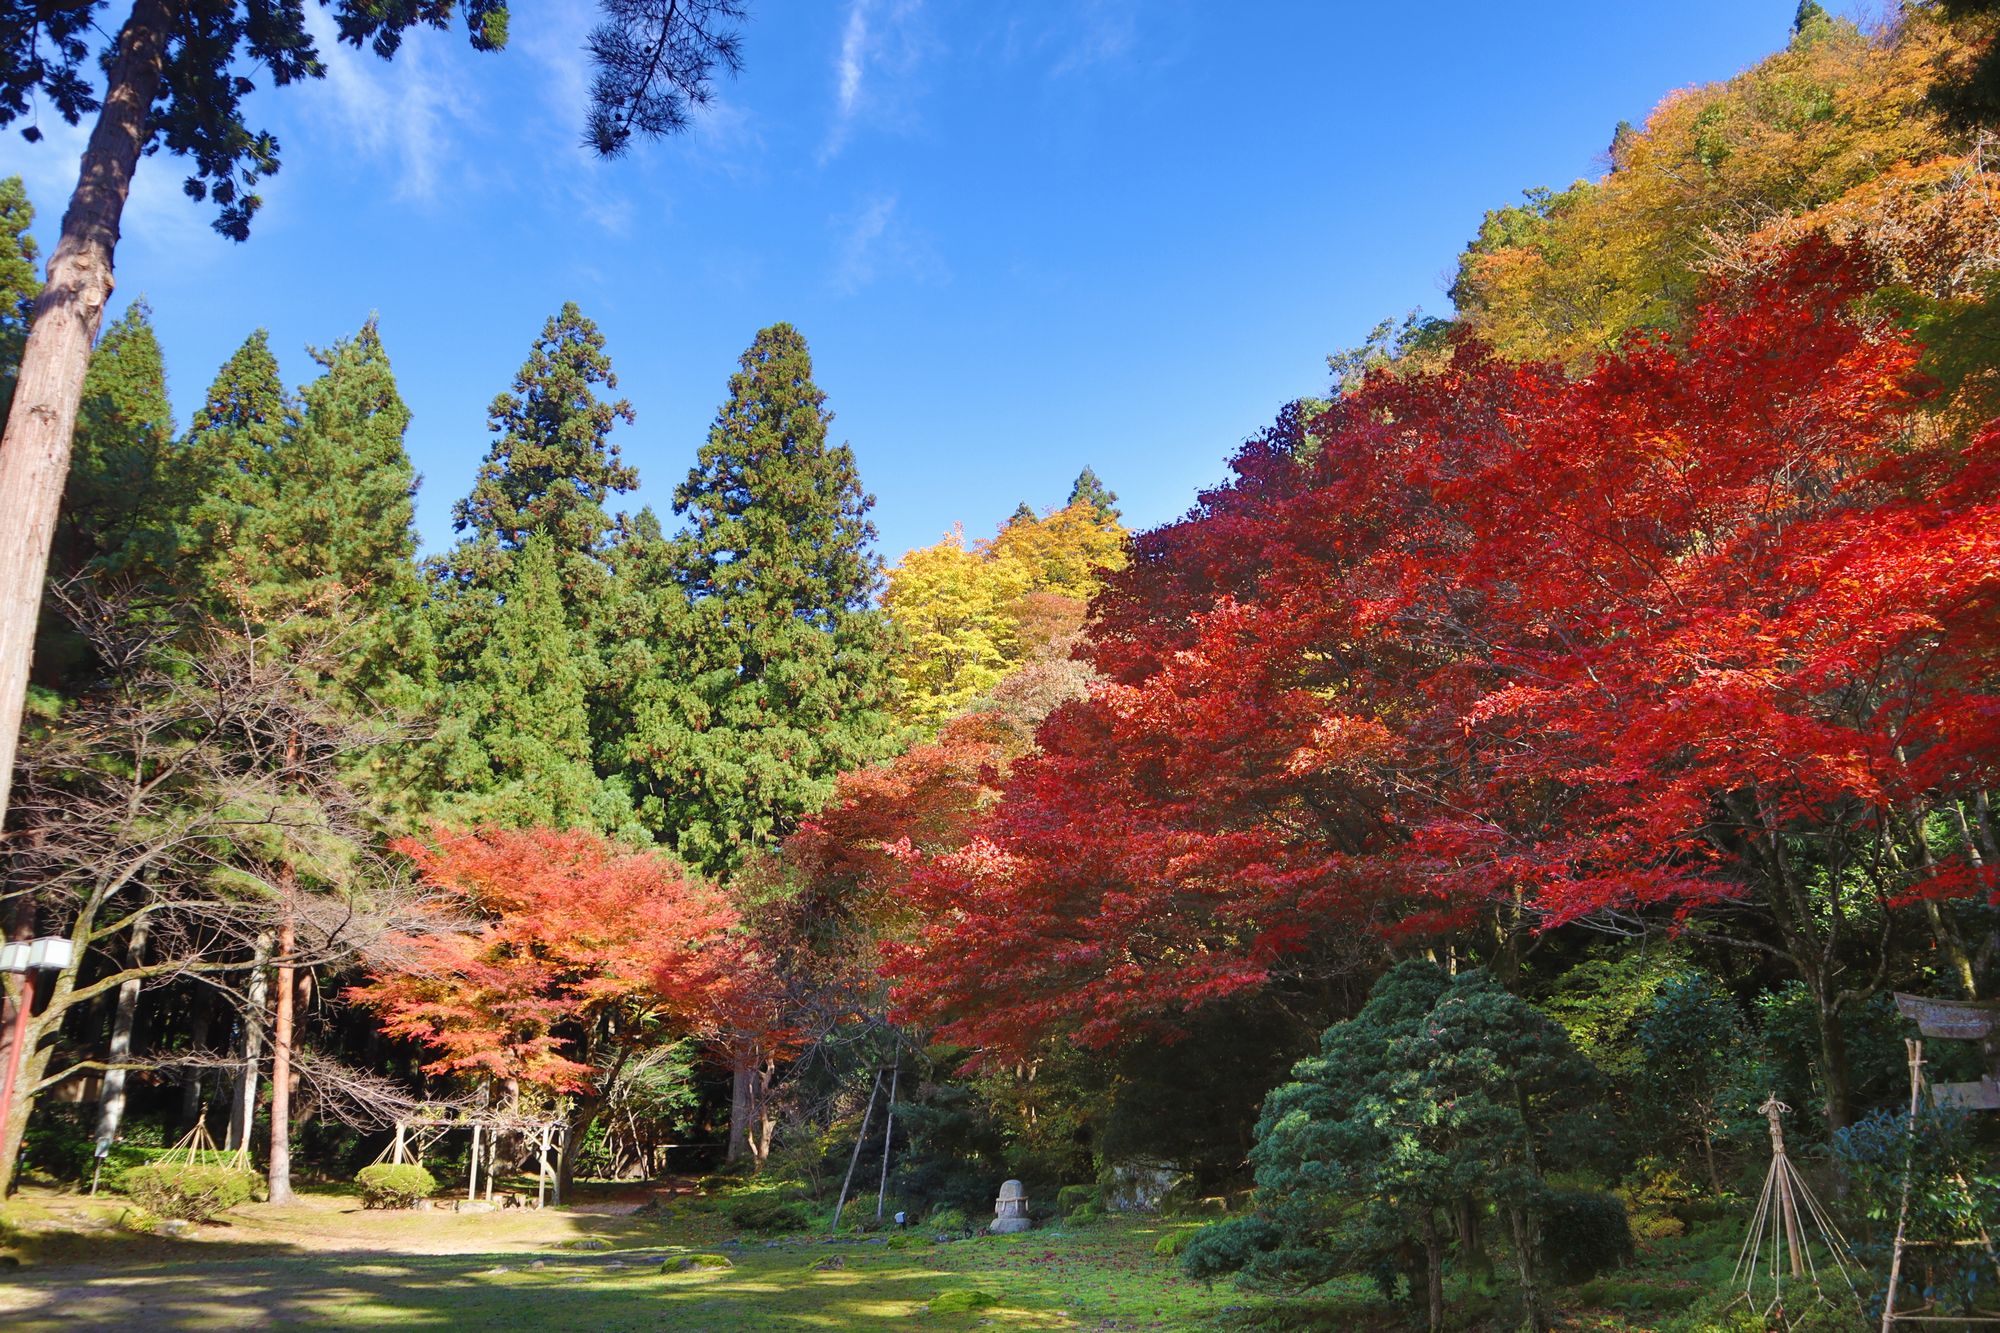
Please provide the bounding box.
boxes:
[928,1206,973,1236]
[1056,1183,1098,1217]
[121,1163,257,1221]
[355,1163,439,1209]
[726,1197,814,1233]
[1537,1189,1634,1282]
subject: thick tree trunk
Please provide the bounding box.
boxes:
[228,931,273,1154]
[91,913,151,1149]
[1816,995,1853,1135]
[0,0,174,834]
[558,1096,605,1197]
[1420,1209,1445,1333]
[266,914,296,1204]
[1507,1202,1550,1333]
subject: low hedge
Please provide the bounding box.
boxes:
[121,1163,258,1222]
[726,1197,814,1233]
[356,1163,439,1209]
[1056,1184,1098,1217]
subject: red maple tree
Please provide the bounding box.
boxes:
[883,248,2000,1123]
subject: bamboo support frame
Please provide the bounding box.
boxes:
[1881,1040,2000,1330]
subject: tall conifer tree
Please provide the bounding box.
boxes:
[182,329,294,577]
[442,302,637,613]
[620,322,893,873]
[59,301,178,582]
[446,533,606,829]
[193,321,421,625]
[0,177,37,421]
[427,304,639,835]
[1066,466,1120,524]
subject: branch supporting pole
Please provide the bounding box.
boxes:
[1882,1041,1924,1333]
[468,1123,481,1202]
[876,1059,900,1221]
[831,1069,884,1233]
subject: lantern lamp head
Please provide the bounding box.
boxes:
[25,937,74,972]
[0,941,27,974]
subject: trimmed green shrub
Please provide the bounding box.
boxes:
[1539,1189,1634,1282]
[121,1164,257,1222]
[1154,1228,1194,1258]
[1056,1183,1098,1217]
[928,1206,973,1236]
[665,1252,734,1272]
[726,1197,814,1233]
[355,1163,439,1209]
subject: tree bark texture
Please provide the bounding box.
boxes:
[0,0,173,833]
[91,912,151,1149]
[266,913,297,1204]
[228,930,272,1153]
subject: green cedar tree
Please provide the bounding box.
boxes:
[622,322,895,873]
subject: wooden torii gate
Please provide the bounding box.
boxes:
[377,1105,570,1208]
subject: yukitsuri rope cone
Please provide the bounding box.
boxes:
[1731,1093,1863,1327]
[162,1109,249,1173]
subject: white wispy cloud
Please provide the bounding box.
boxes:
[296,5,481,206]
[821,0,934,163]
[830,192,946,295]
[1048,0,1141,77]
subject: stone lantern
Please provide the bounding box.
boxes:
[991,1179,1031,1234]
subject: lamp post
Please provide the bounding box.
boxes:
[0,935,76,1173]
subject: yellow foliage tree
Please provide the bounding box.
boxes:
[988,500,1129,601]
[882,528,1028,729]
[886,498,1128,730]
[1453,10,1971,363]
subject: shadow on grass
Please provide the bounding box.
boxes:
[0,1237,1090,1331]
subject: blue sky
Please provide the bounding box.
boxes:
[1,0,1830,565]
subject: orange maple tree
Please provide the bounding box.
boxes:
[353,827,765,1095]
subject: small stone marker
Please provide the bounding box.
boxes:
[991,1179,1032,1234]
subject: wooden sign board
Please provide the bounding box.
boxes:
[1894,992,2000,1042]
[1933,1077,2000,1111]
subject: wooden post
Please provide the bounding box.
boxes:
[536,1124,549,1210]
[553,1126,564,1207]
[393,1121,406,1166]
[468,1123,481,1202]
[876,1061,900,1221]
[486,1126,496,1202]
[831,1070,884,1233]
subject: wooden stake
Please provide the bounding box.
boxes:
[536,1124,550,1210]
[468,1123,481,1202]
[876,1060,900,1222]
[831,1070,884,1233]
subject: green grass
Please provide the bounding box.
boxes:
[0,1187,1321,1330]
[0,1183,1876,1330]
